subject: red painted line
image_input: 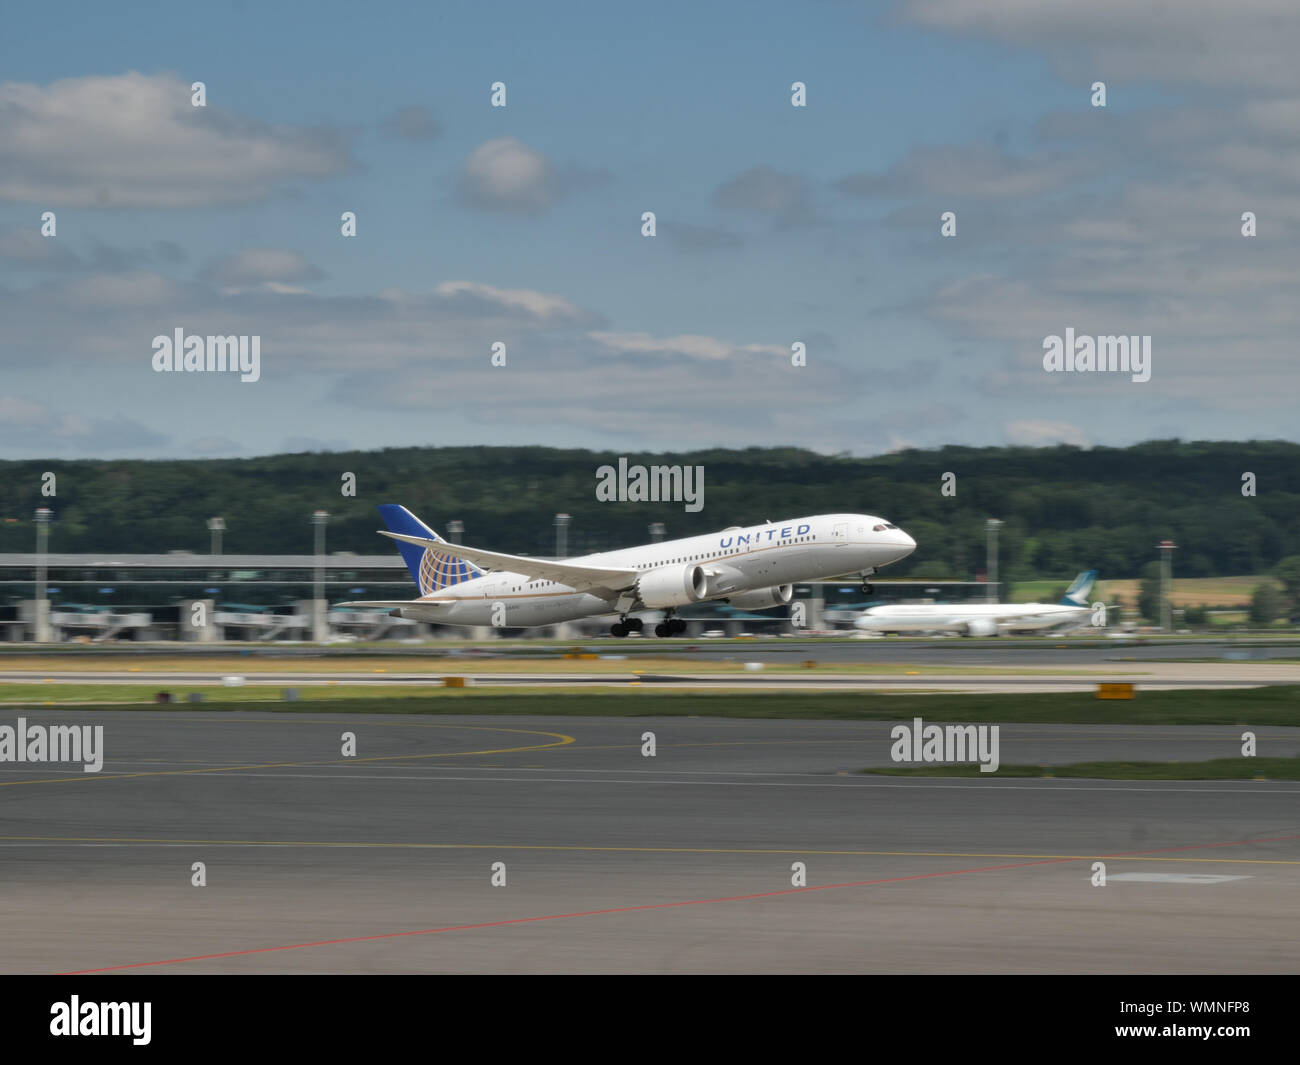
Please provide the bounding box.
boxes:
[63,855,1074,974]
[63,833,1299,974]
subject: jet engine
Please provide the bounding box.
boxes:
[637,564,708,608]
[726,585,795,610]
[963,618,999,636]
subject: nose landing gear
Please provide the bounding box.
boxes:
[860,567,877,596]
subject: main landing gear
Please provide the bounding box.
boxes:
[610,615,686,637]
[609,616,644,638]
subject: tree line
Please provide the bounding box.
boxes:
[3,439,1298,584]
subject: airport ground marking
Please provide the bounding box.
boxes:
[1,754,1289,777]
[0,724,574,788]
[548,730,1284,757]
[1106,872,1252,883]
[6,834,1300,864]
[61,832,1300,973]
[42,769,1300,794]
[8,766,1299,793]
[51,858,1133,973]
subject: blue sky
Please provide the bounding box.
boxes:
[2,0,1298,457]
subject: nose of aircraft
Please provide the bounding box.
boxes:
[883,527,915,561]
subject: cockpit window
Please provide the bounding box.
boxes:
[873,524,886,531]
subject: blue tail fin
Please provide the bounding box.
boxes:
[1060,570,1098,606]
[376,504,483,596]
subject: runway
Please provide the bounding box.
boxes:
[4,637,1299,694]
[3,660,1299,691]
[681,636,1300,665]
[2,710,1297,973]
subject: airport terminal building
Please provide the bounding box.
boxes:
[0,550,987,642]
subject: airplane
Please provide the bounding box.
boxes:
[339,505,916,637]
[853,570,1099,637]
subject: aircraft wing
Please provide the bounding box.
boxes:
[377,530,639,593]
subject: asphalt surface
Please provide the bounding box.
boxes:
[7,636,1300,666]
[5,636,1300,691]
[4,658,1299,691]
[591,635,1300,663]
[2,710,1297,973]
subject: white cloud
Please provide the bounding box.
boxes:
[903,0,1300,91]
[456,138,564,213]
[434,281,589,325]
[0,250,869,445]
[0,395,47,426]
[0,268,605,378]
[714,165,816,224]
[839,144,1080,200]
[1005,420,1089,447]
[331,336,864,442]
[0,395,166,448]
[188,435,247,455]
[53,271,185,310]
[281,435,351,453]
[198,250,326,292]
[658,221,744,252]
[0,228,81,269]
[1242,96,1300,136]
[0,72,353,207]
[381,105,441,141]
[588,331,786,361]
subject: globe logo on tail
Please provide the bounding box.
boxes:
[419,546,477,595]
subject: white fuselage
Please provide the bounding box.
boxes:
[855,600,1089,635]
[396,513,914,627]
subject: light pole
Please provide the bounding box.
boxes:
[447,520,464,545]
[312,510,329,642]
[1157,540,1177,632]
[34,507,51,643]
[985,518,1003,602]
[649,522,666,544]
[554,513,570,559]
[207,516,225,555]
